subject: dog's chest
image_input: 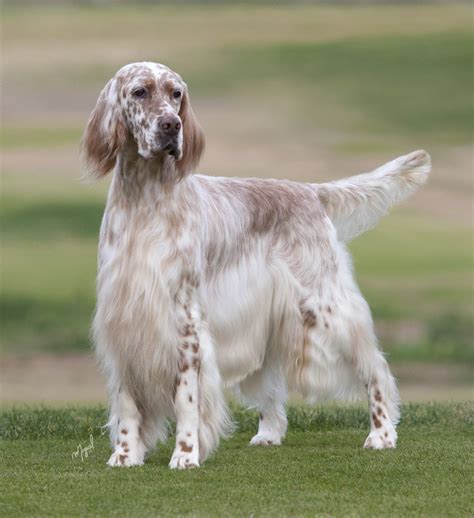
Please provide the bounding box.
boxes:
[97,207,189,327]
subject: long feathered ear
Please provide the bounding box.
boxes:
[81,79,127,180]
[176,90,205,178]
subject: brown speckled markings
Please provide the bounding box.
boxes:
[179,441,193,453]
[298,304,318,379]
[84,62,428,469]
[364,377,398,449]
[169,275,203,469]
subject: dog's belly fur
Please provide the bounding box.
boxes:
[205,252,274,386]
[203,227,365,401]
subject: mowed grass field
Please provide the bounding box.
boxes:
[1,403,472,516]
[1,4,472,363]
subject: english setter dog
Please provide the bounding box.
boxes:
[82,62,430,469]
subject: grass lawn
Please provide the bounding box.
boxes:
[1,404,472,516]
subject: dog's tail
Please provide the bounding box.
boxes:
[317,150,431,242]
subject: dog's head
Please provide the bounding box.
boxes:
[82,62,205,179]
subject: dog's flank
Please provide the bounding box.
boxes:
[82,62,430,469]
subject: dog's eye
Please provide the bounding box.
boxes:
[132,88,147,99]
[172,90,182,100]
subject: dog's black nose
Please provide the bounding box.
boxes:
[159,114,181,136]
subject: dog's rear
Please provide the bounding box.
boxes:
[317,150,431,242]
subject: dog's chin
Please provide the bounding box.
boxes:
[164,146,182,160]
[139,145,182,161]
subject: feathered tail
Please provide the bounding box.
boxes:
[317,150,431,242]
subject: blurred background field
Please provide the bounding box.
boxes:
[0,1,472,403]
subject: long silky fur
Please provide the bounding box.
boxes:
[83,62,430,466]
[317,150,431,242]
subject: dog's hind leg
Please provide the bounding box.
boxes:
[358,348,400,450]
[239,361,288,446]
[345,298,400,449]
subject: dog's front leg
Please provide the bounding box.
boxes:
[107,387,146,467]
[169,312,201,469]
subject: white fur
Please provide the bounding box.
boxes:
[83,63,431,469]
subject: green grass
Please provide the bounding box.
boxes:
[1,404,472,517]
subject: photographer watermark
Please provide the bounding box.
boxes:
[71,425,108,462]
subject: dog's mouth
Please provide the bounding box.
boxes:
[162,142,180,158]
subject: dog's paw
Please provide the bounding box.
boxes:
[169,449,200,470]
[249,433,282,446]
[364,428,397,450]
[107,451,143,467]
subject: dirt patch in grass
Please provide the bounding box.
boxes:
[1,354,471,405]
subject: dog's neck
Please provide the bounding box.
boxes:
[110,139,186,208]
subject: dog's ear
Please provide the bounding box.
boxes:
[176,89,205,179]
[81,79,127,180]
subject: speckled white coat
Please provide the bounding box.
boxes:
[81,62,431,469]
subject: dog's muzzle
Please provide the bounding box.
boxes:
[157,114,182,157]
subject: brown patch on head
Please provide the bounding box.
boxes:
[121,429,128,435]
[118,454,127,464]
[121,442,128,448]
[179,361,189,373]
[179,440,193,453]
[192,343,199,353]
[124,448,130,453]
[377,407,383,416]
[374,390,382,402]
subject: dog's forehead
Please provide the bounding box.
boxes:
[116,62,183,89]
